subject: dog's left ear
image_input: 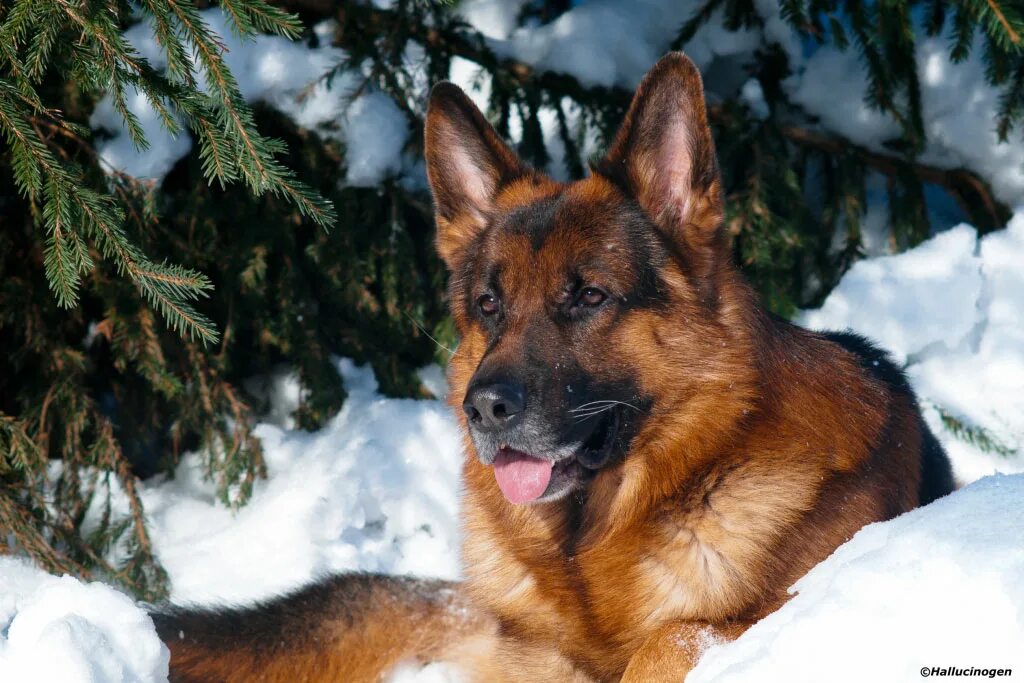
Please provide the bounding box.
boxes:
[597,53,724,267]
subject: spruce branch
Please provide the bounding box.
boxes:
[219,0,303,39]
[136,3,198,87]
[934,403,1017,457]
[1,0,335,347]
[0,415,45,474]
[980,0,1022,48]
[775,122,1008,232]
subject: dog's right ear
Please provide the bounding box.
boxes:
[425,83,527,267]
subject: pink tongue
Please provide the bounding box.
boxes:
[493,449,554,504]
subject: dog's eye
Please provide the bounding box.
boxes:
[576,287,607,307]
[478,294,499,316]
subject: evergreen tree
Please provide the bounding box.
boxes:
[1,0,335,599]
[1,0,1020,598]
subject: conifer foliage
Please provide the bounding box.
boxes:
[1,0,335,599]
[1,0,1021,598]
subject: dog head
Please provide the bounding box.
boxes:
[425,53,750,506]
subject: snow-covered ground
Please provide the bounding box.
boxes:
[0,557,169,682]
[689,474,1024,682]
[140,361,464,606]
[4,216,1022,681]
[5,2,1024,682]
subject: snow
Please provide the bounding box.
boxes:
[456,0,530,40]
[139,359,464,605]
[387,662,466,683]
[89,88,192,182]
[91,13,409,187]
[739,78,768,120]
[482,1,762,90]
[91,1,1024,210]
[788,35,1024,207]
[1,359,464,681]
[18,3,1024,681]
[0,557,169,683]
[341,91,411,186]
[7,211,1023,680]
[800,224,983,365]
[689,474,1024,682]
[801,211,1024,483]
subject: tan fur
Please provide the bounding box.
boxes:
[162,579,494,683]
[450,300,920,679]
[432,53,933,681]
[620,620,752,682]
[159,52,949,683]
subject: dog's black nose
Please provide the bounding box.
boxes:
[463,382,525,432]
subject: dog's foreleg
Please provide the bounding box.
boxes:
[620,619,751,682]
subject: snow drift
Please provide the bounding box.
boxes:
[138,360,464,606]
[801,213,1024,483]
[5,1,1024,681]
[690,474,1024,682]
[5,204,1023,680]
[0,557,169,683]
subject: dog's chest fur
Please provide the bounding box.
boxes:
[457,353,919,680]
[459,451,826,677]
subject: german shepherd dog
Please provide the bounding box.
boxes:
[154,53,955,682]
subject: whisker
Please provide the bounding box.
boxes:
[403,311,458,358]
[572,407,614,419]
[569,401,616,412]
[571,403,623,423]
[569,400,642,413]
[574,411,610,424]
[570,400,635,409]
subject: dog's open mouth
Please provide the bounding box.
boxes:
[491,409,620,504]
[576,408,620,470]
